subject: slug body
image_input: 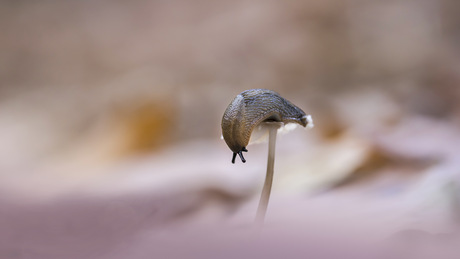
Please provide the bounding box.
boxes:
[221,89,309,163]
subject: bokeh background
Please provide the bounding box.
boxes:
[1,0,460,258]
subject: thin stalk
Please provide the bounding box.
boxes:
[255,123,278,225]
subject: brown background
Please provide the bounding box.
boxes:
[1,0,460,258]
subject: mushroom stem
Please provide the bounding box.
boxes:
[256,123,279,225]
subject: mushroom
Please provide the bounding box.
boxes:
[221,89,313,225]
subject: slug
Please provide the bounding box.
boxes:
[221,89,311,163]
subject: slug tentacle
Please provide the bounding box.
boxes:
[222,89,309,163]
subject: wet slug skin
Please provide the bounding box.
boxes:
[221,89,311,163]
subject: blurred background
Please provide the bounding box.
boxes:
[1,0,460,258]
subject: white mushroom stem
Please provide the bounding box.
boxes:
[256,122,280,225]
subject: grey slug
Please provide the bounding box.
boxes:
[221,89,310,163]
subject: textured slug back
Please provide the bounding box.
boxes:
[221,89,306,153]
[221,94,245,152]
